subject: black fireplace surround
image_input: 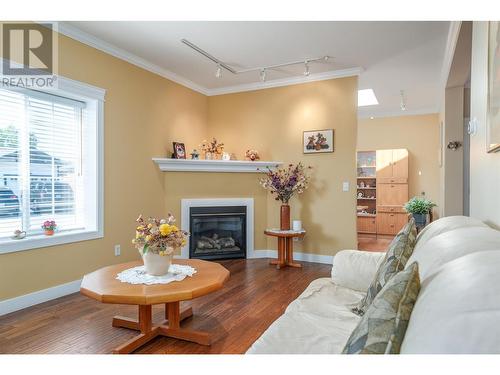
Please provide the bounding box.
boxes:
[189,206,246,260]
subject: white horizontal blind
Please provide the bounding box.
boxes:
[0,88,84,239]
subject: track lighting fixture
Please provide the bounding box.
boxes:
[304,61,310,76]
[400,90,407,111]
[181,39,332,84]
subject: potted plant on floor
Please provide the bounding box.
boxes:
[404,197,437,229]
[132,214,188,276]
[259,163,312,230]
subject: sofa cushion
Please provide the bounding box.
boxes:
[331,250,386,292]
[414,215,487,251]
[353,219,417,315]
[401,251,500,354]
[342,263,420,354]
[407,226,500,281]
[246,278,364,354]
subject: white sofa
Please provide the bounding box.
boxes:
[247,216,500,354]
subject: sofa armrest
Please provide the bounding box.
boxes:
[331,250,385,292]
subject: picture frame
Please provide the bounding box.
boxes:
[303,129,334,154]
[172,142,186,159]
[487,21,500,153]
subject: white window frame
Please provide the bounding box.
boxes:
[0,68,105,254]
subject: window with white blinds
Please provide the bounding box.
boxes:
[0,80,103,252]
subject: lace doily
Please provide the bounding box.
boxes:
[116,264,197,285]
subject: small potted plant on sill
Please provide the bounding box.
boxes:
[132,214,189,276]
[259,163,312,230]
[41,220,57,235]
[404,197,437,229]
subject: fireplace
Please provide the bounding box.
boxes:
[189,206,247,260]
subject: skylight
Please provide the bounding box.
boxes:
[358,89,379,107]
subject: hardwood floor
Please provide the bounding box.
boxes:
[0,258,330,354]
[357,237,392,252]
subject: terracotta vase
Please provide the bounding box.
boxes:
[141,247,173,276]
[280,204,291,230]
[44,229,54,236]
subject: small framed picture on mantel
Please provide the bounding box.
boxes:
[303,129,334,154]
[172,142,186,159]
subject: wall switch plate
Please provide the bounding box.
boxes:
[342,182,350,192]
[114,245,121,256]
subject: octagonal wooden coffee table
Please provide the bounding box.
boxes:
[80,259,229,354]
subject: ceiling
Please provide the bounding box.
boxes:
[62,21,451,117]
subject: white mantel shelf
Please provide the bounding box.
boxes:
[152,158,283,173]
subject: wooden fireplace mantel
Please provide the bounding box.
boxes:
[152,158,283,173]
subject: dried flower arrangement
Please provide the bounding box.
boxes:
[200,138,224,158]
[259,163,312,204]
[132,214,188,256]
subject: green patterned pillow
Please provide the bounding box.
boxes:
[342,262,420,354]
[353,218,417,316]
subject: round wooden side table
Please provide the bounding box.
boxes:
[264,229,306,269]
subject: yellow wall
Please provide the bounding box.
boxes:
[207,78,359,255]
[357,114,441,216]
[0,32,358,301]
[0,33,208,300]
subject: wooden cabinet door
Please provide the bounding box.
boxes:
[395,213,409,232]
[377,184,408,206]
[376,150,393,179]
[377,213,396,235]
[392,149,409,181]
[357,216,376,233]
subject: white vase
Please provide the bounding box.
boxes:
[141,249,173,276]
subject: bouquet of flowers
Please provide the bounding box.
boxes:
[201,138,224,156]
[132,214,188,256]
[259,163,312,204]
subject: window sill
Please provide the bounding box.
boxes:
[0,229,103,254]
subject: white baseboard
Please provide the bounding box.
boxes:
[250,249,333,265]
[0,279,82,316]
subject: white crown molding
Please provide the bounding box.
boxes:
[358,106,439,119]
[56,22,210,95]
[56,22,362,97]
[204,67,363,96]
[437,21,462,112]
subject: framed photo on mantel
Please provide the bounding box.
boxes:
[303,129,334,154]
[172,142,186,159]
[488,21,500,153]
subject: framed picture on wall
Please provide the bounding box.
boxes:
[487,21,500,153]
[172,142,186,159]
[303,129,334,154]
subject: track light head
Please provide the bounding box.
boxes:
[215,64,222,78]
[304,61,310,76]
[260,68,266,82]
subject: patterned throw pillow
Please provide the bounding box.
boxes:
[342,262,420,354]
[352,218,417,316]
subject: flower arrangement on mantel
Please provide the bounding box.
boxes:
[132,214,189,276]
[200,138,224,160]
[259,163,312,231]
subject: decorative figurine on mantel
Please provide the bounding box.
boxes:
[245,149,260,161]
[259,163,312,230]
[190,149,200,159]
[200,138,224,160]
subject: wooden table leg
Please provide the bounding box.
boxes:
[112,305,161,354]
[269,237,286,269]
[111,302,211,353]
[285,237,302,268]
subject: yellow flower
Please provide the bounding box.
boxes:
[145,235,152,242]
[135,231,142,239]
[159,224,173,236]
[181,239,187,247]
[147,223,153,229]
[136,225,145,231]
